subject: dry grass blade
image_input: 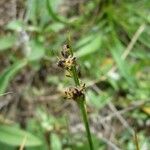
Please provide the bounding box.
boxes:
[19,135,27,150]
[122,24,146,59]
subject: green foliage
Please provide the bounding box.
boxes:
[0,60,27,94]
[28,40,45,61]
[6,20,24,31]
[0,125,42,147]
[0,35,17,51]
[109,40,135,86]
[87,90,111,110]
[51,133,61,150]
[76,34,102,58]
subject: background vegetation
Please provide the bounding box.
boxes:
[0,0,150,149]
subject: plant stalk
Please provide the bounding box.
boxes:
[71,66,94,150]
[69,54,94,150]
[78,99,94,150]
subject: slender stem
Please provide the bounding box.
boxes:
[71,66,80,86]
[78,100,94,150]
[67,39,94,149]
[72,67,94,150]
[134,131,140,150]
[67,36,80,86]
[67,35,80,86]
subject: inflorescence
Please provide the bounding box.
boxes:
[57,44,85,101]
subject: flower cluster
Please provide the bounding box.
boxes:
[57,44,76,71]
[64,83,85,101]
[57,44,85,101]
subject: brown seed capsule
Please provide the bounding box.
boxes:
[64,55,76,70]
[63,44,70,50]
[57,55,76,70]
[61,44,70,58]
[57,58,66,68]
[65,84,85,101]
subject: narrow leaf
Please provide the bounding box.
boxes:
[109,40,135,86]
[0,60,27,94]
[0,125,42,147]
[76,34,102,57]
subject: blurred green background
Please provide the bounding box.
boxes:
[0,0,150,149]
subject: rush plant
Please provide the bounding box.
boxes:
[57,40,94,150]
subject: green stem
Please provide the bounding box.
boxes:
[68,41,94,149]
[134,131,140,150]
[72,67,94,150]
[71,66,80,86]
[67,36,80,86]
[78,100,94,150]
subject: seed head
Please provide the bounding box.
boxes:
[57,58,66,68]
[64,84,85,101]
[61,44,70,58]
[57,55,76,70]
[64,55,76,69]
